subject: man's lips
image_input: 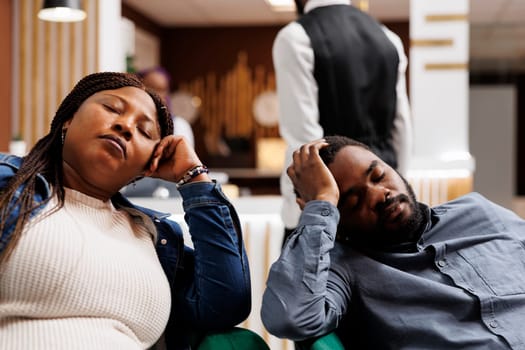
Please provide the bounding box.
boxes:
[378,197,407,224]
[100,135,127,159]
[383,202,404,222]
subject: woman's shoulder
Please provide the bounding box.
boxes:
[0,153,22,185]
[0,153,23,169]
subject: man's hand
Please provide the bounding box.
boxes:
[287,139,339,209]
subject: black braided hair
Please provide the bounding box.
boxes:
[0,72,174,266]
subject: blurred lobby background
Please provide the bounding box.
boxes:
[0,1,524,348]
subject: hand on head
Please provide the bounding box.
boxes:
[145,135,207,183]
[287,139,339,209]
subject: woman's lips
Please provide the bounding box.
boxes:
[100,135,127,159]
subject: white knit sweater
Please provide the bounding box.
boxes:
[0,188,172,349]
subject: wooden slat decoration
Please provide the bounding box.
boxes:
[44,21,52,129]
[425,62,469,70]
[411,39,453,47]
[56,22,64,111]
[408,175,472,207]
[178,51,279,157]
[426,14,468,22]
[14,0,99,148]
[19,0,28,141]
[31,1,39,145]
[94,0,99,71]
[82,0,89,76]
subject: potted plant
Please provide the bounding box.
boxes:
[9,133,27,156]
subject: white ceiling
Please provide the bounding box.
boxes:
[122,0,525,69]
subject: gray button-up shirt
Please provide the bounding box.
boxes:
[261,192,525,349]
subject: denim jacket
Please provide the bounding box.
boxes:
[0,154,251,349]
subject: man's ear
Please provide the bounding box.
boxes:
[63,119,72,128]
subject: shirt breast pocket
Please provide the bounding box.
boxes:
[457,238,525,296]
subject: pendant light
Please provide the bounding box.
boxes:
[38,0,87,22]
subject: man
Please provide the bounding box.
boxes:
[261,135,525,348]
[274,0,412,238]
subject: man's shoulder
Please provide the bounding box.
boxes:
[275,20,305,42]
[431,192,495,217]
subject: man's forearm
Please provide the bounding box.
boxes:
[261,201,341,340]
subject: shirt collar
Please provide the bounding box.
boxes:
[305,0,351,13]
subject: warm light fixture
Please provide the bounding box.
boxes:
[265,0,295,12]
[38,0,87,22]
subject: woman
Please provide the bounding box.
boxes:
[0,72,251,349]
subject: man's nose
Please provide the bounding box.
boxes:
[368,186,390,210]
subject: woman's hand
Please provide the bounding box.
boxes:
[287,139,339,209]
[144,135,210,184]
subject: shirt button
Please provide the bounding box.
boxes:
[321,209,330,216]
[160,239,167,245]
[437,260,446,267]
[489,321,498,328]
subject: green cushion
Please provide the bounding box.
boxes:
[195,327,270,350]
[297,332,345,350]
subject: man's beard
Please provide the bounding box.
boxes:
[344,179,426,249]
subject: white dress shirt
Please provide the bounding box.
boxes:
[273,0,412,229]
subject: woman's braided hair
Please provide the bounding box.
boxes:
[0,72,174,266]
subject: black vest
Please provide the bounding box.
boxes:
[298,5,399,168]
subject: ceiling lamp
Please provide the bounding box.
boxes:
[265,0,295,12]
[38,0,87,22]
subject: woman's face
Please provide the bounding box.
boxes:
[62,86,161,200]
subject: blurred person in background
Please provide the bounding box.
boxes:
[137,66,195,148]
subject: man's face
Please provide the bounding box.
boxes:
[328,146,423,247]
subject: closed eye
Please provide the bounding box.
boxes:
[373,173,385,183]
[103,104,120,114]
[138,127,152,139]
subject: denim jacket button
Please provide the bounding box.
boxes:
[160,239,167,245]
[437,259,446,267]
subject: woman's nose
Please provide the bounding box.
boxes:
[112,116,134,140]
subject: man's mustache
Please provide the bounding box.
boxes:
[376,194,410,223]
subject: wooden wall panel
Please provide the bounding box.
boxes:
[0,0,12,152]
[13,0,99,148]
[160,23,409,167]
[161,26,283,167]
